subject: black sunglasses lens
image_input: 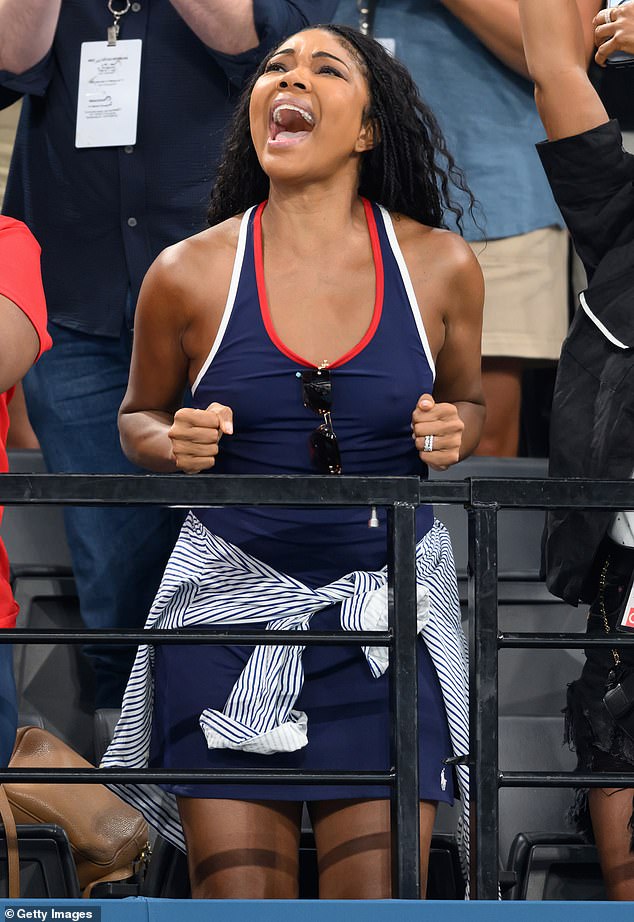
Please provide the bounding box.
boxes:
[310,424,342,475]
[301,370,332,413]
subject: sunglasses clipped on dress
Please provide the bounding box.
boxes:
[299,367,343,475]
[298,367,379,527]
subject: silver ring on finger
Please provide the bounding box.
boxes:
[423,434,434,453]
[605,6,613,24]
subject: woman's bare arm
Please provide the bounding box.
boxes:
[119,239,234,473]
[411,236,486,470]
[119,249,196,472]
[440,0,600,78]
[519,0,608,140]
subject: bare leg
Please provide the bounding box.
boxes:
[310,798,437,899]
[177,797,302,899]
[474,357,522,457]
[588,787,634,900]
[6,381,39,449]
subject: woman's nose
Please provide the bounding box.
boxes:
[279,75,309,91]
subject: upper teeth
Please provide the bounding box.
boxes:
[273,104,315,126]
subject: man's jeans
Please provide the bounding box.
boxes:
[23,322,180,708]
[0,643,16,765]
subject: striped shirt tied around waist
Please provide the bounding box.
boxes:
[102,512,470,873]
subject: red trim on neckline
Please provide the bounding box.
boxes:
[253,197,384,370]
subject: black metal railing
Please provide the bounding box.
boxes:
[0,474,427,899]
[465,477,634,900]
[0,472,632,900]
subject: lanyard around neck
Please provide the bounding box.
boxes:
[356,0,378,37]
[107,0,132,45]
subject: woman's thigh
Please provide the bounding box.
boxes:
[177,797,303,899]
[310,798,437,899]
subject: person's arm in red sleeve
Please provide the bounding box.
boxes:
[0,296,39,393]
[0,218,51,393]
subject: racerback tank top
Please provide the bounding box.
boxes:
[190,199,436,588]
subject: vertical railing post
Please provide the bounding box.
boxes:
[387,502,420,899]
[468,502,499,899]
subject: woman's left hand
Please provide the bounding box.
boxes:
[411,393,464,471]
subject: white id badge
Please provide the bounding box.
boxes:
[76,40,142,148]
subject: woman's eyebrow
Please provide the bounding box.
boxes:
[312,51,350,70]
[268,48,351,71]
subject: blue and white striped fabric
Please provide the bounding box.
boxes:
[102,512,470,878]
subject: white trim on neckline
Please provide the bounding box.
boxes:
[377,205,436,380]
[191,206,255,395]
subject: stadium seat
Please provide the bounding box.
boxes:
[4,451,94,757]
[498,715,577,865]
[12,584,94,759]
[93,708,121,764]
[3,450,72,577]
[505,832,605,900]
[0,824,80,898]
[430,456,549,578]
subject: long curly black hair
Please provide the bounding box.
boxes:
[208,24,476,232]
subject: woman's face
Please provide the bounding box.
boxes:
[249,29,375,186]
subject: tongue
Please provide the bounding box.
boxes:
[275,130,310,142]
[278,109,312,132]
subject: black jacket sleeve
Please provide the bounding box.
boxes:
[537,120,634,279]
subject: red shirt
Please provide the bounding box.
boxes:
[0,217,51,628]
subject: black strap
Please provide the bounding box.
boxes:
[356,0,378,37]
[0,786,19,898]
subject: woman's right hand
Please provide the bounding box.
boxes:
[167,402,234,473]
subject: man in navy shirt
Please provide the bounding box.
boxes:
[0,0,336,708]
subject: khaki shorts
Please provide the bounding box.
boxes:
[469,226,569,361]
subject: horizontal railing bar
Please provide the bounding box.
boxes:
[2,474,634,510]
[10,565,74,580]
[500,771,634,787]
[0,768,395,785]
[471,478,634,509]
[0,473,431,506]
[499,632,634,649]
[1,473,632,509]
[0,629,392,645]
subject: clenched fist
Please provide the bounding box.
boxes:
[411,393,464,471]
[168,402,233,473]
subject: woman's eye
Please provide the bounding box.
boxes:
[264,62,286,73]
[318,65,344,78]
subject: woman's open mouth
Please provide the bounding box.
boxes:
[268,100,316,147]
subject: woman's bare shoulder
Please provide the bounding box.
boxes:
[389,213,478,274]
[389,213,483,328]
[146,216,244,303]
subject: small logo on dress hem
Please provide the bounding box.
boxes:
[440,767,447,791]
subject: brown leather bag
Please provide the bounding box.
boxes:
[0,784,19,897]
[5,726,148,895]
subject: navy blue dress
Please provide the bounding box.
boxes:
[149,200,455,803]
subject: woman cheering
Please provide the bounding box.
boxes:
[104,24,485,899]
